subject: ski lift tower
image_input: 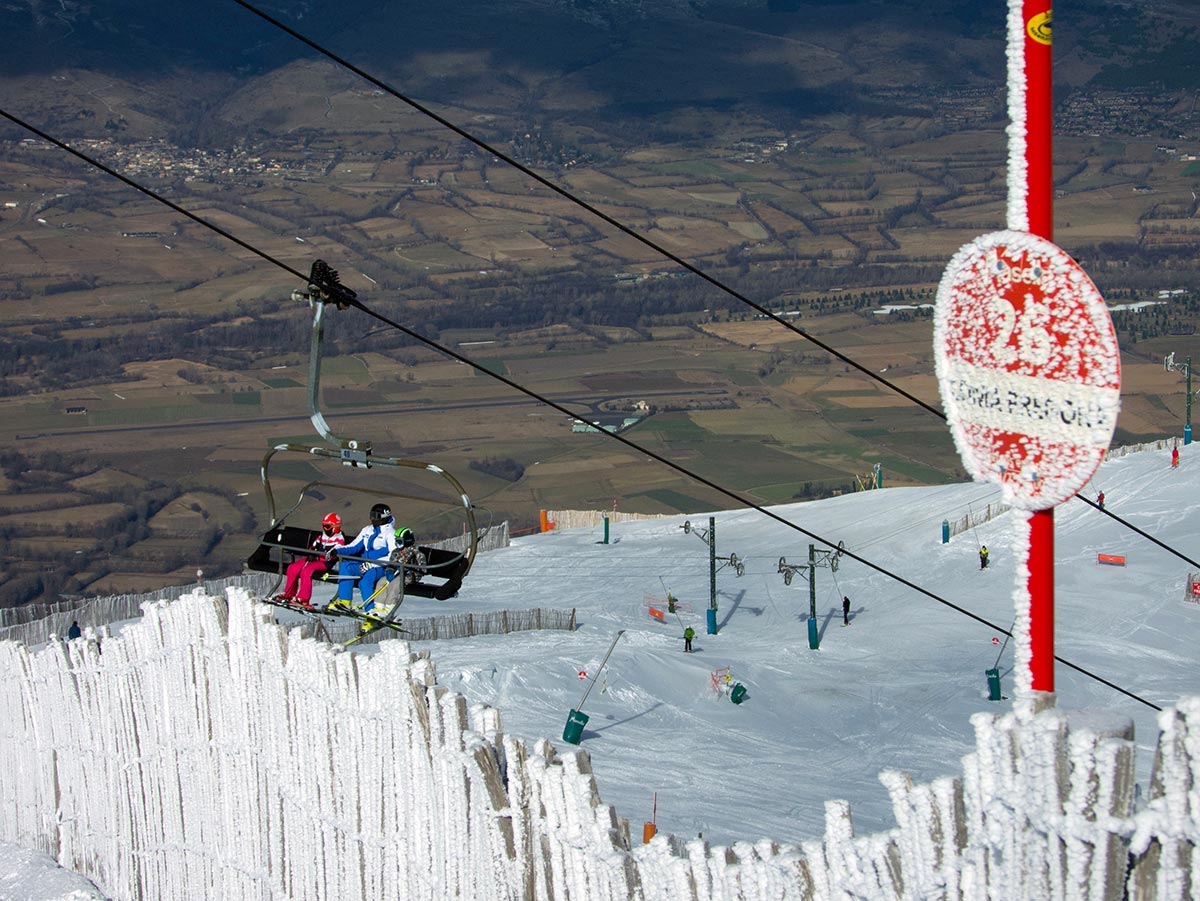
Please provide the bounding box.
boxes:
[680,517,743,634]
[778,541,844,650]
[1165,352,1194,445]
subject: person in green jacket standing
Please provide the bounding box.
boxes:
[684,626,695,652]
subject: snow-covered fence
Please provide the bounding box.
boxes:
[1105,438,1178,460]
[0,524,510,648]
[430,520,510,554]
[563,446,1174,546]
[0,571,276,646]
[939,441,1180,543]
[0,591,624,900]
[308,607,577,644]
[946,501,1013,540]
[0,597,79,627]
[544,509,672,531]
[0,589,1196,900]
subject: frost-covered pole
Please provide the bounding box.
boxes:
[937,2,1118,704]
[1009,0,1055,692]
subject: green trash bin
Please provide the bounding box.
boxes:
[562,708,589,744]
[730,683,747,705]
[986,668,1002,701]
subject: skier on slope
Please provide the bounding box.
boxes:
[979,545,989,570]
[329,503,398,609]
[684,625,695,653]
[277,512,345,606]
[842,595,851,626]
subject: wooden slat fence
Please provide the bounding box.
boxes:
[0,589,1195,899]
[306,607,577,644]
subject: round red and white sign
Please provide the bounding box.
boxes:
[934,230,1120,509]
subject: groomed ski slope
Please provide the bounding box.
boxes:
[0,445,1194,898]
[369,444,1198,848]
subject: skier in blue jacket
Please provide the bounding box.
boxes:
[330,503,398,608]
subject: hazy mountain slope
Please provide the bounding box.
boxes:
[3,0,1196,143]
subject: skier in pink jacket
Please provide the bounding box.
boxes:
[276,512,346,606]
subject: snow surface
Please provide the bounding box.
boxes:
[0,842,104,900]
[362,445,1190,848]
[3,444,1198,895]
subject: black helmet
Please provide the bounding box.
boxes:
[370,503,393,524]
[397,527,415,547]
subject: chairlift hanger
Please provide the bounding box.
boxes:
[248,260,478,600]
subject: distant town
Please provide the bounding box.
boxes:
[7,85,1200,189]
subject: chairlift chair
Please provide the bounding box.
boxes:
[245,261,478,602]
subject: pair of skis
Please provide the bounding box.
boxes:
[264,579,407,646]
[343,582,407,646]
[339,551,414,645]
[264,549,418,645]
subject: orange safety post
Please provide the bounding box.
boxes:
[643,792,657,843]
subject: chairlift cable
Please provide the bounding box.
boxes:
[221,0,1197,579]
[0,110,1168,710]
[228,0,945,422]
[0,109,308,285]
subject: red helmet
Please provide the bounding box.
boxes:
[322,513,342,531]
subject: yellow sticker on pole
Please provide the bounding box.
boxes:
[1027,10,1052,45]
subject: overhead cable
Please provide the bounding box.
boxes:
[0,109,1165,712]
[228,0,946,421]
[225,0,1200,579]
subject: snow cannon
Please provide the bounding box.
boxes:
[562,709,589,745]
[986,668,1003,702]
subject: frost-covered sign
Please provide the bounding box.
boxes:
[934,230,1120,509]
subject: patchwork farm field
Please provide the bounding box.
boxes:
[0,301,1189,605]
[3,53,1200,604]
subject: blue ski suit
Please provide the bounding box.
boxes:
[336,523,398,603]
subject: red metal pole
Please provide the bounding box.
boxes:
[1028,509,1054,690]
[1022,0,1055,692]
[1023,1,1054,238]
